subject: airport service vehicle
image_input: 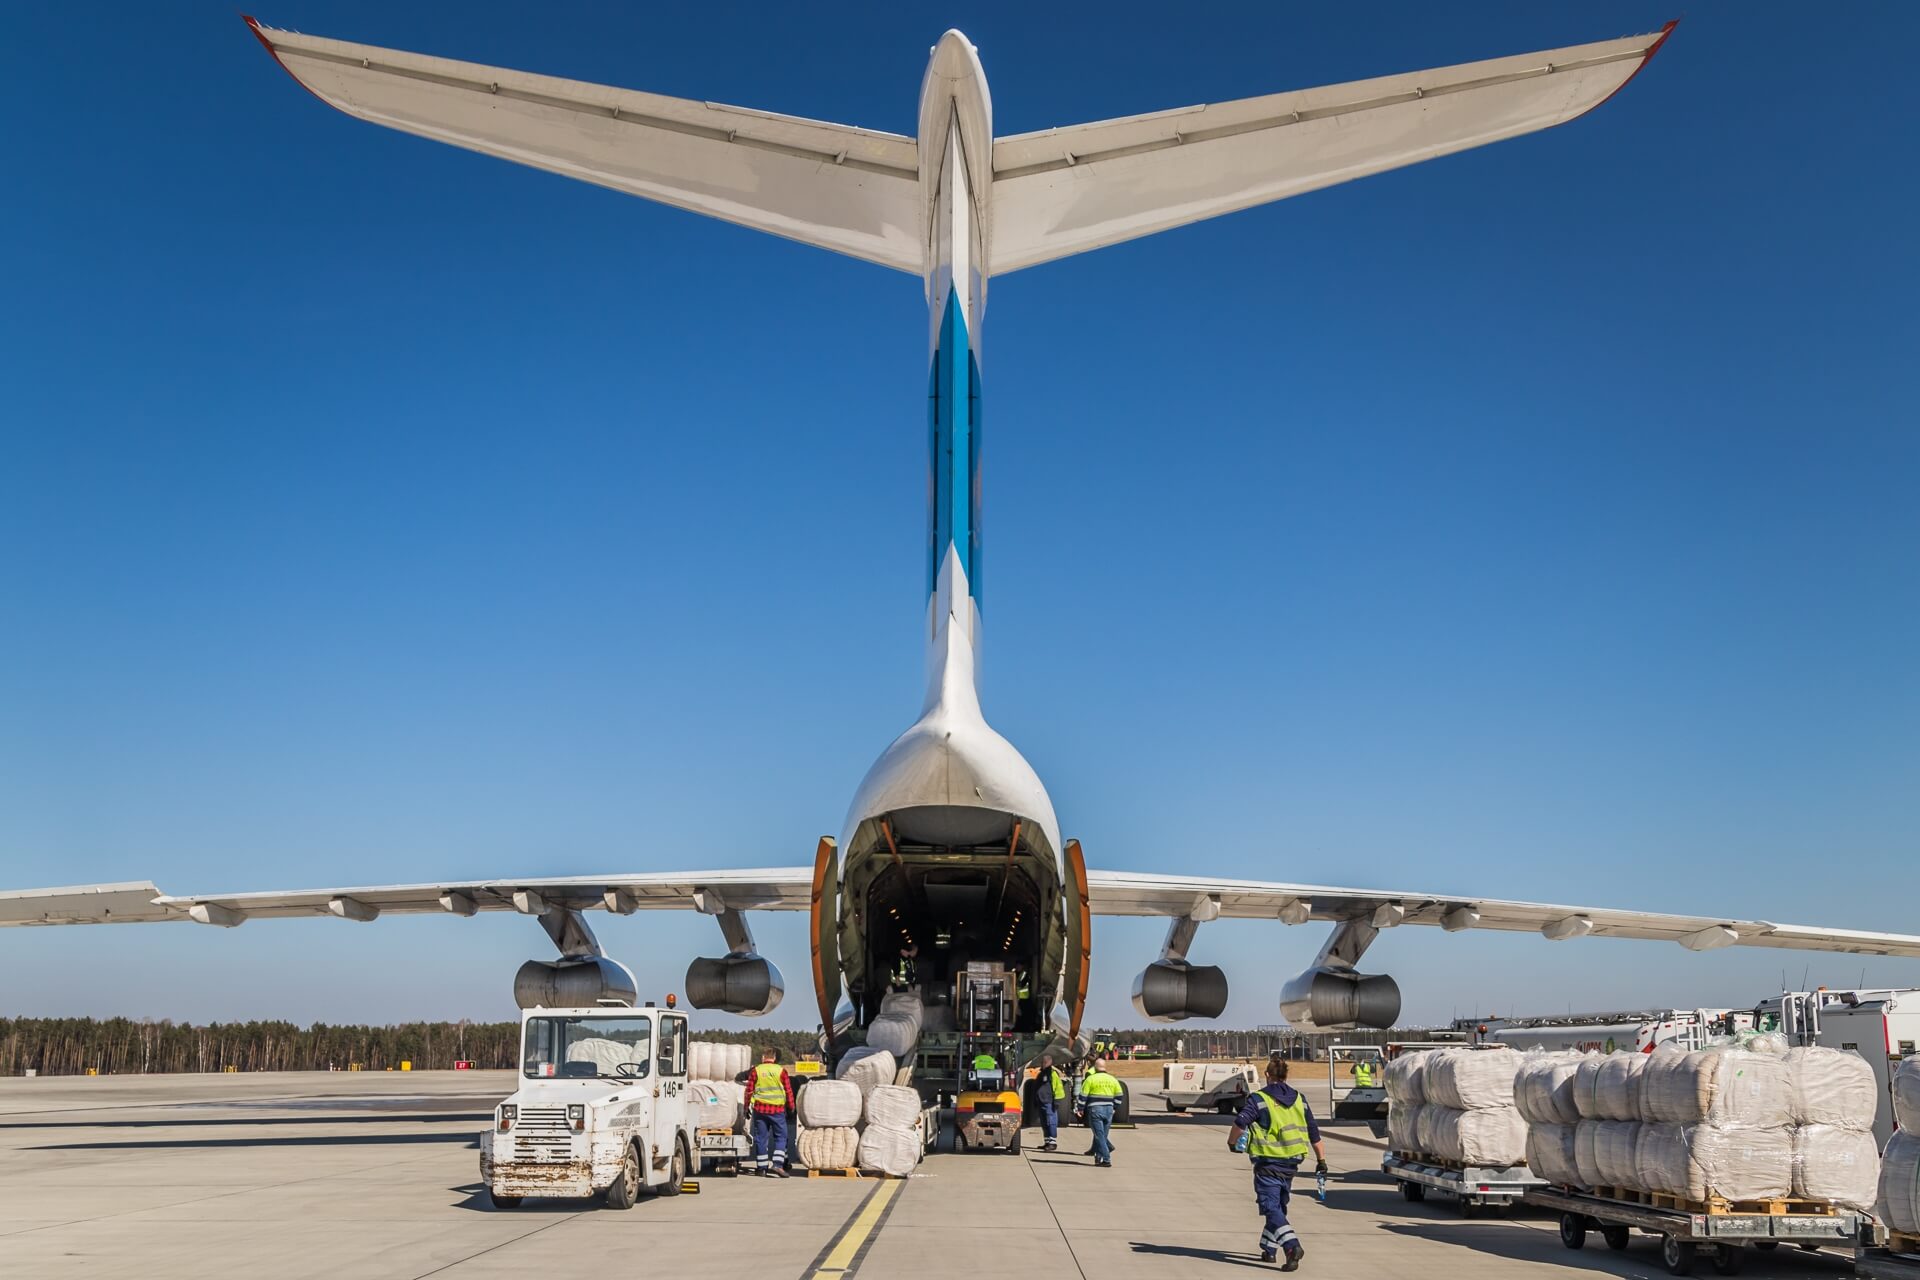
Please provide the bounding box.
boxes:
[1757,989,1920,1145]
[1383,1151,1543,1214]
[17,20,1920,1059]
[1158,1061,1258,1114]
[480,1004,695,1209]
[1328,1043,1388,1121]
[1467,1009,1749,1055]
[1527,1184,1868,1276]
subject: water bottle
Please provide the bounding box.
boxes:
[1233,1130,1250,1154]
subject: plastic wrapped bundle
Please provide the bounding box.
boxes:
[1385,1052,1429,1107]
[1791,1124,1879,1211]
[1424,1106,1527,1166]
[1423,1048,1520,1110]
[1514,1054,1584,1126]
[688,1080,741,1131]
[1642,1047,1790,1127]
[1527,1122,1580,1186]
[1413,1105,1445,1156]
[1893,1058,1920,1134]
[1574,1053,1646,1122]
[1878,1131,1920,1235]
[1386,1103,1422,1153]
[866,992,924,1059]
[864,1084,922,1130]
[799,1126,859,1171]
[1637,1122,1792,1203]
[731,1044,754,1077]
[857,1123,921,1176]
[1784,1047,1877,1131]
[797,1078,864,1129]
[1593,1121,1644,1191]
[689,1042,709,1079]
[835,1047,898,1097]
[1573,1120,1604,1188]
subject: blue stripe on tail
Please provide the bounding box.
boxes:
[927,290,982,603]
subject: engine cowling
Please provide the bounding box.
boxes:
[1278,966,1401,1030]
[685,954,785,1016]
[1130,961,1229,1022]
[513,956,639,1010]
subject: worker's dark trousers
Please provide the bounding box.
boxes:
[1037,1095,1058,1142]
[752,1109,787,1171]
[1253,1161,1300,1256]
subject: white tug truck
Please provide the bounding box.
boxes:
[480,1002,698,1208]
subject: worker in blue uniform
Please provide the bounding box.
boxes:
[1227,1055,1328,1270]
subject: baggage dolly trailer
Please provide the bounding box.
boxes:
[1382,1152,1542,1213]
[1524,1184,1869,1275]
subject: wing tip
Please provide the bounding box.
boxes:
[241,13,342,114]
[1578,20,1679,122]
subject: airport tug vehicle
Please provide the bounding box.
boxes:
[480,1002,697,1208]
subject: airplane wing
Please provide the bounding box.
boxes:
[1085,869,1920,958]
[989,23,1675,273]
[0,869,814,928]
[241,17,922,271]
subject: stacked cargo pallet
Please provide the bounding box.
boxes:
[1386,1047,1527,1167]
[1517,1036,1879,1213]
[1878,1059,1920,1250]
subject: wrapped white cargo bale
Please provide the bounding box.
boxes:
[1892,1058,1920,1135]
[688,1041,707,1079]
[1791,1124,1878,1211]
[1573,1120,1604,1188]
[835,1046,897,1097]
[1413,1105,1445,1156]
[1642,1047,1790,1127]
[797,1078,864,1129]
[1785,1047,1877,1131]
[1514,1054,1584,1126]
[1423,1047,1520,1110]
[1386,1103,1422,1154]
[1593,1120,1644,1191]
[1385,1052,1428,1107]
[1600,1053,1649,1122]
[865,1084,922,1131]
[857,1123,921,1176]
[879,990,924,1022]
[1527,1122,1580,1186]
[1878,1131,1920,1235]
[799,1125,860,1171]
[1637,1122,1792,1203]
[1424,1106,1527,1166]
[732,1044,754,1078]
[688,1079,741,1131]
[866,1013,920,1059]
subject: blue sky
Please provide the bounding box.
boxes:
[2,3,1915,1032]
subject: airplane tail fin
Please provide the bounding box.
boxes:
[242,17,924,272]
[988,24,1675,273]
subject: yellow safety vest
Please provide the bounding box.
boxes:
[1247,1090,1311,1161]
[751,1063,787,1108]
[1042,1068,1065,1100]
[1080,1070,1124,1100]
[1354,1063,1374,1088]
[973,1053,999,1071]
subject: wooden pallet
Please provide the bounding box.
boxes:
[1589,1187,1841,1217]
[1887,1230,1920,1254]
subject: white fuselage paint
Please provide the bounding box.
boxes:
[839,33,1063,876]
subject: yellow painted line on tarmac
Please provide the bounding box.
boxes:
[804,1177,903,1279]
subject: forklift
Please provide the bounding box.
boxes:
[952,964,1024,1151]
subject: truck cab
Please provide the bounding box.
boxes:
[479,1004,694,1208]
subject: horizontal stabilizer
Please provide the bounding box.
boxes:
[990,24,1674,272]
[243,17,922,271]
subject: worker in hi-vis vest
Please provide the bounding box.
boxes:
[743,1048,795,1177]
[1033,1053,1066,1153]
[1353,1058,1376,1090]
[1227,1055,1328,1270]
[1076,1059,1125,1167]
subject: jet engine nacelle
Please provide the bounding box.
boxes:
[1278,966,1401,1030]
[685,954,785,1016]
[1131,961,1229,1022]
[513,956,639,1010]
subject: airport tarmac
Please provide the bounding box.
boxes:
[0,1071,1857,1279]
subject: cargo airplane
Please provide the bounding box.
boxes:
[9,20,1917,1052]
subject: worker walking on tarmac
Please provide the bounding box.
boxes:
[1227,1054,1328,1270]
[744,1048,795,1177]
[1033,1053,1066,1153]
[1076,1057,1124,1167]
